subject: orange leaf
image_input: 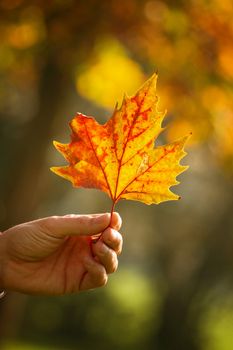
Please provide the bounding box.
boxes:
[51,74,189,206]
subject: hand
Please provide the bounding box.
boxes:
[0,213,122,295]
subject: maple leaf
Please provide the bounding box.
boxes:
[51,74,189,211]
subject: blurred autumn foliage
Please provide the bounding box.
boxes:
[0,1,233,350]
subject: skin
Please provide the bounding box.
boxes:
[0,212,122,295]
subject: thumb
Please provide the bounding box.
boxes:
[37,213,111,238]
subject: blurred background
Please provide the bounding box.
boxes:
[0,0,233,349]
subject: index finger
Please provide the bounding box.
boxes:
[36,213,112,238]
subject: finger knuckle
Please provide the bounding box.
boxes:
[64,214,78,219]
[40,216,59,230]
[94,264,108,286]
[97,272,108,287]
[103,228,121,246]
[96,242,106,257]
[116,241,123,255]
[36,217,58,236]
[109,258,118,274]
[102,227,111,240]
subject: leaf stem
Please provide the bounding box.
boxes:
[93,200,116,244]
[110,200,116,224]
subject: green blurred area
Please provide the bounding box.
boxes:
[0,0,233,349]
[2,342,58,350]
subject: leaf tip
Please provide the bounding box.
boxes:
[53,140,67,151]
[50,166,57,174]
[150,71,158,83]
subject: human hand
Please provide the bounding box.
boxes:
[0,213,122,295]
